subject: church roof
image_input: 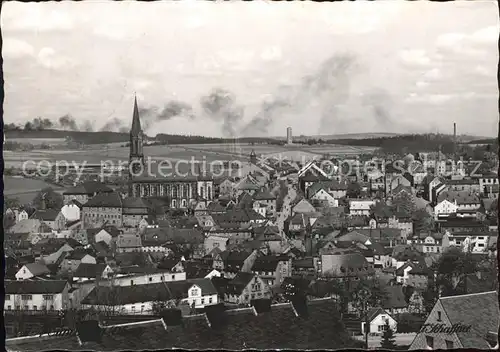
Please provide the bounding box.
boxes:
[130,95,142,136]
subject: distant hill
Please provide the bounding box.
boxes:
[5,129,280,146]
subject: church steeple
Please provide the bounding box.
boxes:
[129,94,145,178]
[131,94,142,136]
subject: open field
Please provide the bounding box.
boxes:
[7,137,68,145]
[4,176,64,205]
[4,142,378,171]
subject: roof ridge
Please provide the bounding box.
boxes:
[440,291,498,299]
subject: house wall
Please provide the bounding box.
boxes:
[349,200,375,216]
[122,213,147,228]
[108,272,187,287]
[312,189,338,207]
[204,236,229,253]
[409,300,463,350]
[82,206,122,228]
[363,313,397,335]
[5,286,69,311]
[225,276,271,305]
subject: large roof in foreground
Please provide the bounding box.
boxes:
[5,298,361,351]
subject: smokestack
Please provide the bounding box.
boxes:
[287,127,293,145]
[453,122,456,140]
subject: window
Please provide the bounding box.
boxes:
[141,305,145,312]
[437,311,442,321]
[209,297,213,304]
[21,295,32,301]
[426,336,434,349]
[7,306,11,310]
[43,295,54,301]
[161,276,165,281]
[149,277,153,282]
[24,305,29,310]
[445,340,453,349]
[131,306,136,312]
[172,275,175,280]
[245,295,249,301]
[131,280,134,285]
[191,288,199,296]
[33,306,37,311]
[201,298,205,305]
[5,295,10,300]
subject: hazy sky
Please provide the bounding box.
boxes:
[2,1,498,137]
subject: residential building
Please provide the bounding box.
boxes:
[362,307,398,336]
[116,233,143,253]
[223,272,271,304]
[73,263,114,283]
[349,199,376,216]
[5,280,70,311]
[251,255,292,287]
[15,263,51,280]
[409,291,499,350]
[60,252,97,273]
[63,181,114,205]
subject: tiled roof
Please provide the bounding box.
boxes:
[83,192,123,208]
[440,291,499,349]
[251,255,288,272]
[116,234,142,248]
[437,190,481,205]
[30,209,59,222]
[122,197,152,209]
[73,263,109,279]
[81,282,171,305]
[63,181,113,195]
[5,279,68,294]
[5,298,360,351]
[253,189,276,200]
[226,272,256,295]
[24,262,51,276]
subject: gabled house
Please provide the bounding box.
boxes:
[30,209,60,230]
[213,249,258,279]
[292,198,316,215]
[15,262,51,280]
[362,307,398,336]
[63,181,114,205]
[60,251,97,273]
[73,263,114,283]
[251,255,292,287]
[5,280,70,311]
[409,291,499,350]
[223,272,271,305]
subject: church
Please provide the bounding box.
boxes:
[127,96,214,209]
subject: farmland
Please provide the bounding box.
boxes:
[4,143,378,170]
[4,176,64,205]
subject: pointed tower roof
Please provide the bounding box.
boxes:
[130,95,142,135]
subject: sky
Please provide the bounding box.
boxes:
[2,1,499,138]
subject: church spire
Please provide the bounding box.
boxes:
[130,94,142,136]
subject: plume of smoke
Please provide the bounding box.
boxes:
[80,120,95,132]
[200,88,245,138]
[58,114,79,131]
[240,54,358,137]
[158,101,194,121]
[361,89,397,131]
[100,118,126,133]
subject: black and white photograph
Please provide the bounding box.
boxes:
[2,1,499,350]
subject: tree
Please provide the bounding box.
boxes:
[412,208,435,233]
[5,197,21,210]
[32,187,63,210]
[346,182,362,198]
[24,121,34,131]
[380,321,397,349]
[392,191,415,215]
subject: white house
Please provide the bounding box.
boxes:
[15,263,51,280]
[5,280,70,311]
[310,188,339,207]
[107,268,187,287]
[349,199,376,216]
[81,278,219,313]
[434,199,458,220]
[362,307,398,336]
[16,209,29,223]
